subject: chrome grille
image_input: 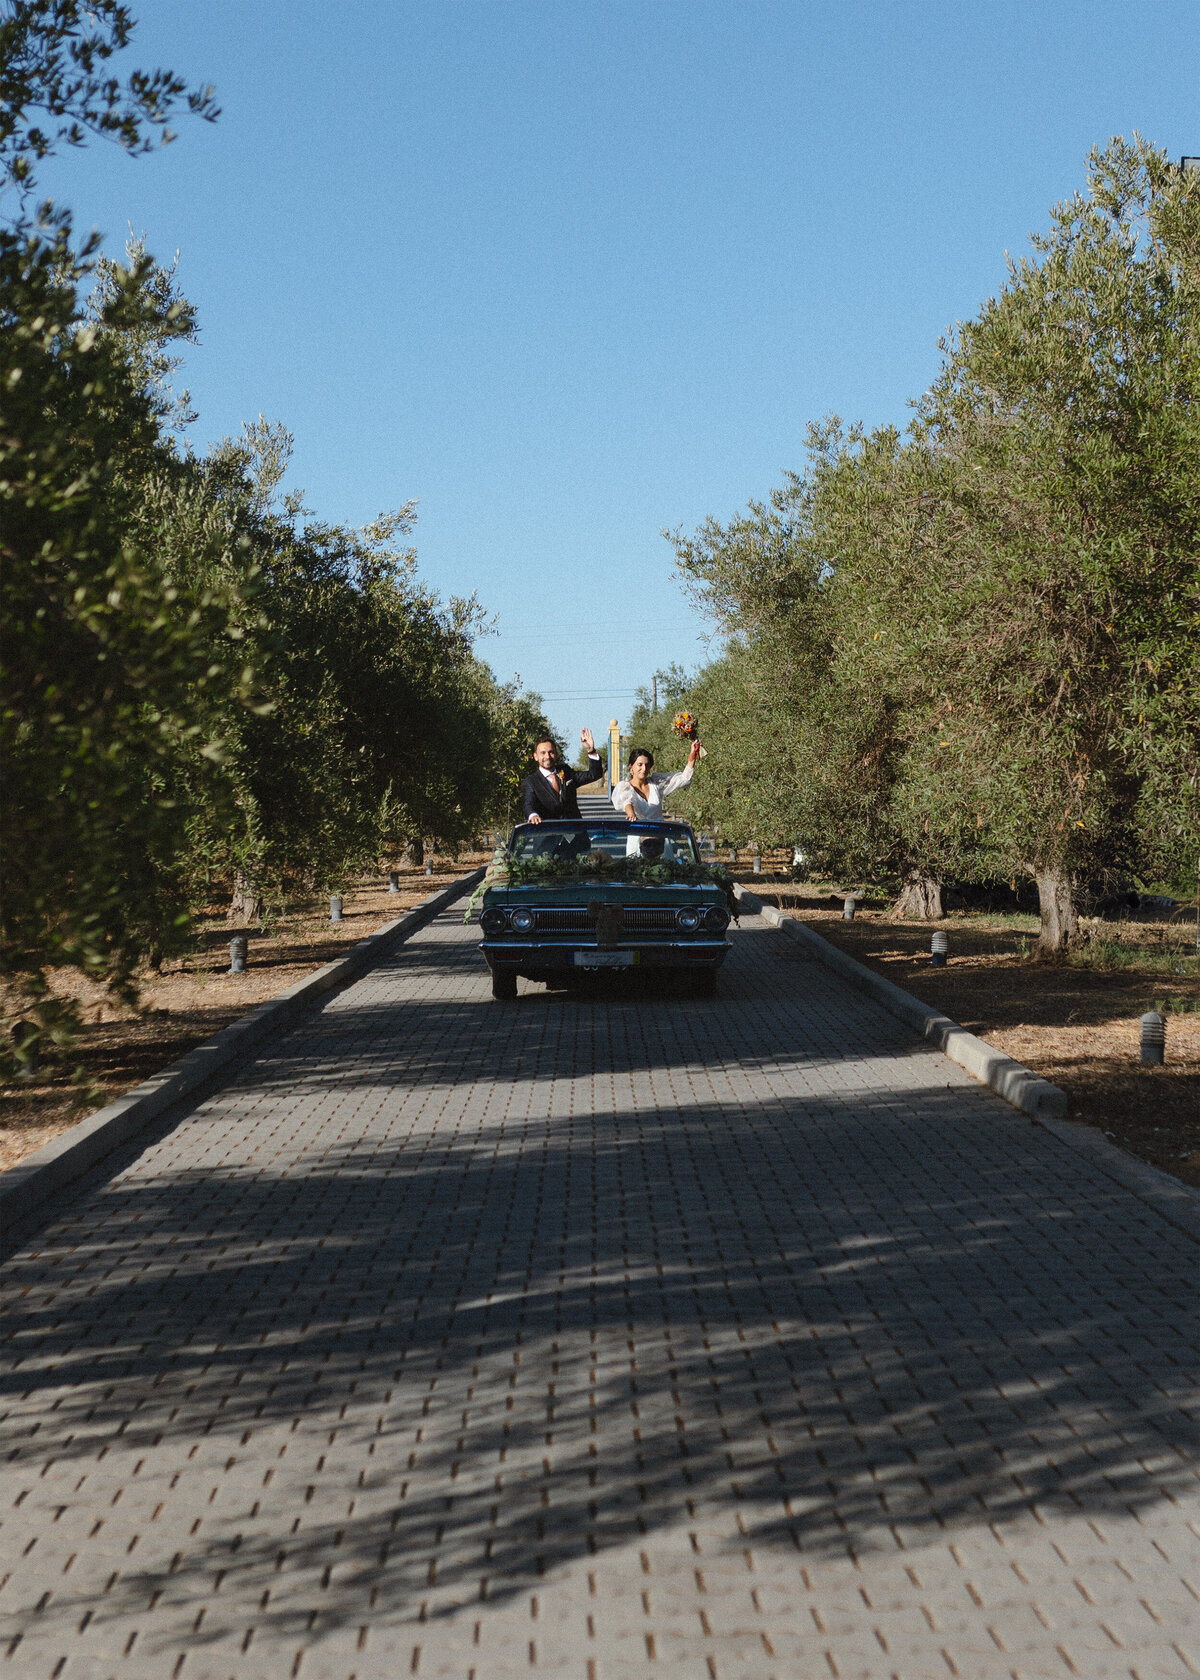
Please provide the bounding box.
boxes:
[531,907,592,932]
[623,908,684,932]
[529,905,690,934]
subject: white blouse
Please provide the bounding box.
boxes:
[611,760,694,819]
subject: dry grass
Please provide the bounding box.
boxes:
[0,858,485,1176]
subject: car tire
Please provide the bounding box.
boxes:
[491,969,518,1001]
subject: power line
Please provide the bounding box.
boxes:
[492,626,713,644]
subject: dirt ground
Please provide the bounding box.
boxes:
[0,857,487,1176]
[732,859,1200,1189]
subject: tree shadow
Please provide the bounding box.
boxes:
[1,909,1196,1658]
[2,1083,1196,1650]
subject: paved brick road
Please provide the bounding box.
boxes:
[1,904,1198,1679]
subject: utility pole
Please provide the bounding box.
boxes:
[652,674,658,714]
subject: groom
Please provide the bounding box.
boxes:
[521,729,604,825]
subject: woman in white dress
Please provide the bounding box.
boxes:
[612,740,702,826]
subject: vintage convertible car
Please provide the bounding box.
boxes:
[475,818,733,1000]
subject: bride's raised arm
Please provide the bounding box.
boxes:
[654,740,701,797]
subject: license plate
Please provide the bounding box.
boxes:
[573,950,638,968]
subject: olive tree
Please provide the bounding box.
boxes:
[856,137,1200,950]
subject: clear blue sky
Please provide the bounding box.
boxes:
[36,0,1200,755]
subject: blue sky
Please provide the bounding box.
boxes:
[34,0,1200,755]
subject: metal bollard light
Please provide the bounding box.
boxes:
[729,848,737,864]
[752,855,762,875]
[931,930,949,967]
[388,870,400,894]
[229,934,248,974]
[1140,1010,1166,1066]
[425,861,433,877]
[330,895,344,923]
[843,896,856,921]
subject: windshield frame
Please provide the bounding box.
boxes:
[507,819,700,865]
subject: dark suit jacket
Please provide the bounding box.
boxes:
[520,755,604,821]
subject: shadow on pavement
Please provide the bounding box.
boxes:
[2,1073,1196,1645]
[2,906,1197,1658]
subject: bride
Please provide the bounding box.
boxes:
[612,739,702,822]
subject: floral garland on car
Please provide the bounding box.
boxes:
[465,848,737,920]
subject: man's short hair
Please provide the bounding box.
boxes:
[533,735,556,752]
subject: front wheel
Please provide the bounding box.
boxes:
[491,968,518,1001]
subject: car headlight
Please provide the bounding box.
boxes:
[676,908,701,931]
[480,908,506,934]
[704,906,730,931]
[509,907,535,933]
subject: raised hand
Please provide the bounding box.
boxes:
[580,727,596,754]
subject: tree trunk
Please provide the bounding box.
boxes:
[399,838,424,868]
[1035,864,1078,956]
[227,870,262,926]
[893,872,943,920]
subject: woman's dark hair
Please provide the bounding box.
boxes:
[626,746,654,772]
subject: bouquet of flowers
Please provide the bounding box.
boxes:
[672,710,707,758]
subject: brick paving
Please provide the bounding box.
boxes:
[1,902,1198,1679]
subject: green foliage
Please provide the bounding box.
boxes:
[484,681,556,823]
[661,137,1200,947]
[0,4,552,1072]
[130,419,554,903]
[661,452,908,875]
[886,136,1200,891]
[1,227,550,1066]
[490,850,731,894]
[0,227,251,1062]
[0,0,218,207]
[467,850,736,919]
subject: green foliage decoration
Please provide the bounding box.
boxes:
[465,850,736,920]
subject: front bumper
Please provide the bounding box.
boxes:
[481,939,728,974]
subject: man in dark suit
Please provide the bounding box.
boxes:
[521,729,604,824]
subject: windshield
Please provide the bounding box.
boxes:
[509,822,699,865]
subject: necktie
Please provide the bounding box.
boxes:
[550,773,561,795]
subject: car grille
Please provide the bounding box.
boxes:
[530,906,686,933]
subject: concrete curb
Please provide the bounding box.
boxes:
[735,886,1200,1246]
[735,885,1068,1117]
[0,869,485,1231]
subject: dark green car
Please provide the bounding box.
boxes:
[474,818,733,1000]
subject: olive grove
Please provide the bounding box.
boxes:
[643,138,1200,953]
[0,1,550,1070]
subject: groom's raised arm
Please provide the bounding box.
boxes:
[574,726,604,788]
